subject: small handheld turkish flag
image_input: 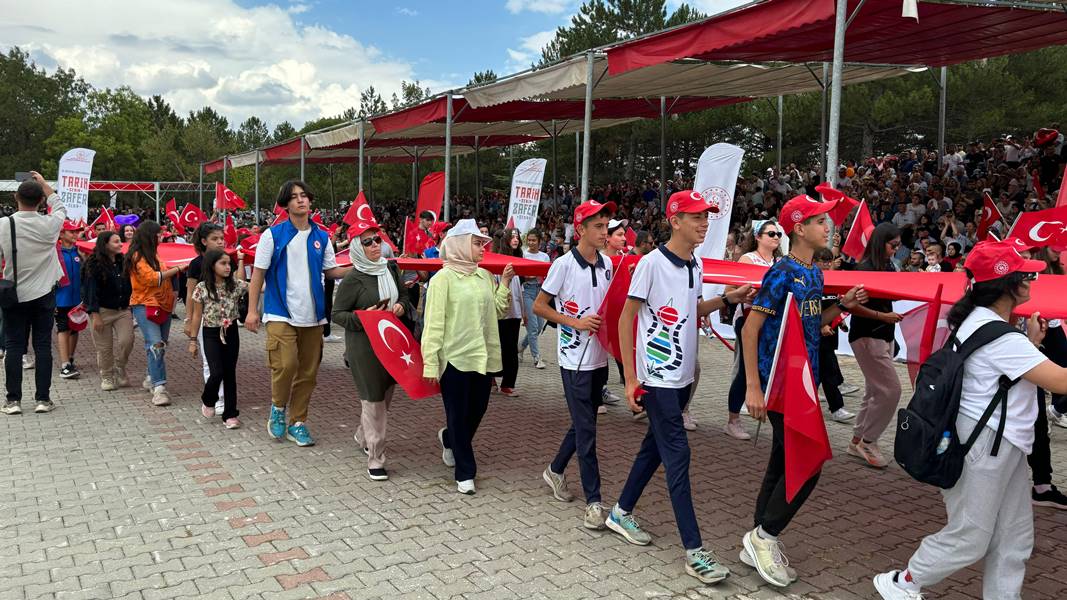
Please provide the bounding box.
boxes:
[88,207,116,239]
[356,310,440,399]
[977,193,1003,241]
[224,214,237,247]
[215,182,246,210]
[841,200,874,260]
[165,198,185,235]
[764,293,832,502]
[343,191,375,227]
[179,203,208,231]
[815,182,860,224]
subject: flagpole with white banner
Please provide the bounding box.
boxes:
[505,158,547,233]
[56,148,95,222]
[694,143,745,340]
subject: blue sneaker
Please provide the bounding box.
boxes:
[606,506,652,545]
[286,421,315,446]
[268,405,286,439]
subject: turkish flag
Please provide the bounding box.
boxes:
[164,198,185,235]
[215,182,246,210]
[88,207,116,239]
[624,227,637,251]
[764,294,833,502]
[75,241,198,266]
[1057,164,1067,209]
[271,210,289,226]
[238,233,261,262]
[416,172,445,223]
[224,214,237,247]
[343,191,375,227]
[841,200,874,260]
[815,182,860,224]
[311,212,327,231]
[977,193,1004,241]
[273,203,286,216]
[394,252,551,278]
[403,217,427,256]
[355,310,440,399]
[596,254,641,363]
[1008,205,1067,249]
[179,203,208,231]
[900,284,951,385]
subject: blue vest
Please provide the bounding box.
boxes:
[263,220,330,322]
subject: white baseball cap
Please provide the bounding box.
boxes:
[444,218,489,239]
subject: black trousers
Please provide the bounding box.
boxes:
[727,316,747,414]
[322,278,335,337]
[818,339,845,413]
[201,324,240,420]
[754,411,822,537]
[1029,389,1053,487]
[552,366,610,504]
[3,291,56,403]
[496,318,521,389]
[440,364,491,482]
[1043,325,1067,414]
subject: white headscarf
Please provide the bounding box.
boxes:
[350,232,398,306]
[441,234,479,276]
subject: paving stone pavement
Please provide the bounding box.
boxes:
[2,320,1066,600]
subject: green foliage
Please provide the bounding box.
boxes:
[469,70,498,86]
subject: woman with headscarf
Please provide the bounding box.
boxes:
[421,219,515,495]
[331,220,412,482]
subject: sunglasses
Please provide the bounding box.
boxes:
[889,241,902,249]
[360,236,382,247]
[1022,272,1039,282]
[761,230,781,238]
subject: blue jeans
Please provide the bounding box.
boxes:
[551,366,609,504]
[131,305,171,387]
[519,282,544,359]
[618,384,701,550]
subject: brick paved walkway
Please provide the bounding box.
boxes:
[2,321,1065,599]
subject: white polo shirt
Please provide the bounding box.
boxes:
[627,245,702,389]
[541,248,612,371]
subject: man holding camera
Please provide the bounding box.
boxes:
[0,172,67,414]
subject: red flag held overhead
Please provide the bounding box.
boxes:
[88,207,116,238]
[215,182,246,210]
[343,191,375,227]
[224,214,237,247]
[165,198,185,235]
[416,172,445,224]
[1007,205,1067,249]
[977,193,1003,241]
[179,203,208,231]
[815,183,860,224]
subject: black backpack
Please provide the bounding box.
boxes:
[894,320,1022,489]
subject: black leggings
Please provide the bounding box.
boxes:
[497,318,521,389]
[1044,325,1067,414]
[202,324,240,420]
[322,278,335,337]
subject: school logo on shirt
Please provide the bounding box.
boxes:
[313,240,322,250]
[559,299,587,353]
[644,299,686,379]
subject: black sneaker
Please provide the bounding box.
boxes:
[34,400,55,413]
[59,363,80,379]
[368,468,389,481]
[1,401,22,415]
[1033,486,1067,510]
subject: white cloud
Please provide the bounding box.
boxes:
[0,0,448,129]
[505,30,555,71]
[505,0,572,15]
[396,7,419,16]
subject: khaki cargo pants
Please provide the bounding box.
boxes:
[265,321,323,424]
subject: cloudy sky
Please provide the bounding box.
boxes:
[1,0,747,128]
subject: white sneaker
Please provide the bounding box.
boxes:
[438,428,455,467]
[740,547,796,582]
[839,383,861,396]
[1048,405,1067,429]
[739,403,749,416]
[100,378,118,392]
[831,408,856,422]
[741,528,791,588]
[22,355,34,370]
[682,410,697,431]
[583,502,607,530]
[873,571,924,599]
[542,467,574,502]
[457,479,476,495]
[597,404,608,415]
[323,334,343,343]
[214,399,225,416]
[534,359,546,370]
[151,385,171,407]
[724,420,751,440]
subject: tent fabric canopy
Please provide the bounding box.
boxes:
[606,0,1067,75]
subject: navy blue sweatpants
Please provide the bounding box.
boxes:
[551,366,609,504]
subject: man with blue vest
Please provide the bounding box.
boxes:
[246,180,350,446]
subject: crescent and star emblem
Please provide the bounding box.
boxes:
[356,204,373,221]
[377,319,414,366]
[1028,221,1064,243]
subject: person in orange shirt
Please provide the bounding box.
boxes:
[126,221,188,406]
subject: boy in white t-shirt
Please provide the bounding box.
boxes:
[534,200,615,529]
[609,191,755,585]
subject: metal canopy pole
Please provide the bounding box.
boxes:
[474,136,481,211]
[660,96,667,210]
[198,162,204,210]
[821,63,828,173]
[826,0,848,186]
[443,94,453,222]
[575,131,580,190]
[552,120,558,205]
[358,120,366,192]
[938,66,947,159]
[299,137,305,181]
[254,153,260,225]
[154,183,161,222]
[411,146,419,204]
[222,156,228,186]
[777,95,784,173]
[579,51,595,202]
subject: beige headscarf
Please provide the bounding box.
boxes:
[441,233,479,276]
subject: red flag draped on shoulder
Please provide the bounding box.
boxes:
[215,182,246,210]
[416,172,445,223]
[900,284,951,385]
[179,203,208,231]
[764,293,833,502]
[815,183,860,224]
[977,193,1003,241]
[841,200,874,260]
[355,310,439,399]
[596,254,640,363]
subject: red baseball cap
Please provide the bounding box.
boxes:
[573,199,616,226]
[666,190,718,220]
[965,240,1046,283]
[62,219,85,231]
[348,219,380,238]
[779,194,834,229]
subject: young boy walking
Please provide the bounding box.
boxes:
[739,195,866,588]
[612,190,755,584]
[535,200,615,528]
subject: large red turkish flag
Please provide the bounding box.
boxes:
[977,193,1003,241]
[355,310,440,399]
[1008,205,1067,249]
[764,294,832,502]
[841,200,874,260]
[215,182,246,210]
[416,172,445,223]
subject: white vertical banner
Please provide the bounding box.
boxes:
[57,148,95,221]
[505,158,547,233]
[693,143,744,339]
